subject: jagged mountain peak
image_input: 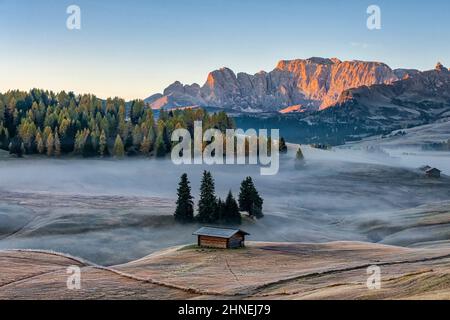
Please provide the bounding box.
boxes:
[275,57,336,69]
[330,57,342,64]
[436,62,449,72]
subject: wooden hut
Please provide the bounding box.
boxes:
[193,227,250,249]
[426,168,441,178]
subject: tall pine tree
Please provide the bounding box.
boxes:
[36,131,44,154]
[295,147,305,169]
[113,134,125,158]
[99,130,108,157]
[54,132,61,157]
[155,134,166,157]
[82,133,96,158]
[197,171,217,223]
[9,136,23,157]
[238,177,264,219]
[216,198,225,222]
[46,132,54,156]
[222,191,241,225]
[174,173,194,223]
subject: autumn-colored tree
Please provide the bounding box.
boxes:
[54,132,61,157]
[46,132,54,156]
[132,124,143,148]
[35,131,44,154]
[140,135,151,155]
[113,134,125,158]
[0,89,233,158]
[99,130,107,157]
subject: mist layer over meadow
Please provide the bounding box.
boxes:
[0,145,449,265]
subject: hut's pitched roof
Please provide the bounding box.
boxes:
[419,165,432,171]
[193,227,250,239]
[426,168,441,174]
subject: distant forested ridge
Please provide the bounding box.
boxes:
[0,89,234,157]
[234,113,388,146]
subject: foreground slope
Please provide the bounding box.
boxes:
[1,242,450,300]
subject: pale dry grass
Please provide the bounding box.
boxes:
[1,241,450,300]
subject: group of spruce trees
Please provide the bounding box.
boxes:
[0,89,233,158]
[174,171,264,225]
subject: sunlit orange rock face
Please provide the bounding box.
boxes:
[146,57,402,111]
[278,105,305,114]
[274,58,398,110]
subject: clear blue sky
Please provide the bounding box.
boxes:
[1,0,449,100]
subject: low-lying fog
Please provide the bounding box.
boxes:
[0,146,449,265]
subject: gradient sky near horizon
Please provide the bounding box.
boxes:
[1,0,450,100]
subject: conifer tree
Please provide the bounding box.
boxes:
[296,147,304,160]
[140,135,151,155]
[216,198,225,222]
[162,125,172,151]
[9,136,23,157]
[43,126,52,145]
[132,124,143,148]
[90,130,99,153]
[54,132,61,157]
[174,173,194,223]
[155,133,166,157]
[0,126,9,150]
[222,191,241,225]
[238,177,264,219]
[99,130,107,157]
[113,134,125,158]
[18,120,36,153]
[295,147,305,169]
[46,132,54,156]
[124,129,133,153]
[197,171,217,223]
[36,131,45,154]
[74,130,86,155]
[82,133,96,158]
[148,126,156,149]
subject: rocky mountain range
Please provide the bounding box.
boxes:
[230,61,450,144]
[313,63,450,128]
[146,57,424,112]
[146,57,450,144]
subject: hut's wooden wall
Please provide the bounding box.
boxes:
[198,235,228,249]
[229,234,244,248]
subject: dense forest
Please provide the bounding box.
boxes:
[234,113,388,146]
[0,89,234,157]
